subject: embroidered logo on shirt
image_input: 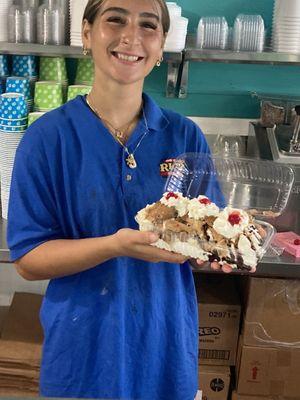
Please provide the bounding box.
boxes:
[159,158,176,177]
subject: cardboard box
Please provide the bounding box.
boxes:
[1,292,43,343]
[199,365,230,400]
[243,277,300,347]
[236,336,300,398]
[231,390,275,400]
[196,275,241,366]
[0,306,9,337]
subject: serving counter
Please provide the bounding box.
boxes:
[0,218,299,279]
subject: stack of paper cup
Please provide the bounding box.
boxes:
[0,55,9,94]
[34,81,63,111]
[75,58,94,86]
[6,76,33,113]
[67,85,92,101]
[0,93,28,219]
[164,2,188,51]
[39,56,68,101]
[272,0,300,53]
[70,0,88,46]
[12,55,38,104]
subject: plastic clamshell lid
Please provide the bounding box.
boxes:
[165,153,295,217]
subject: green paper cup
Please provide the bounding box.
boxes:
[28,112,45,126]
[39,57,67,81]
[34,81,63,111]
[75,58,94,86]
[67,85,92,101]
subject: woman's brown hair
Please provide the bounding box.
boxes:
[82,0,170,34]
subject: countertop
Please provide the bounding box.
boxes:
[1,219,299,278]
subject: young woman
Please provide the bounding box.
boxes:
[8,0,230,398]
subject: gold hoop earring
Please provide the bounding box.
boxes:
[83,47,89,56]
[156,57,163,67]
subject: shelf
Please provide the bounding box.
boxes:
[178,36,300,98]
[0,215,299,278]
[184,48,300,65]
[0,42,182,97]
[0,41,182,61]
[191,253,300,279]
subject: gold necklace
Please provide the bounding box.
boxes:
[88,95,141,141]
[86,95,150,169]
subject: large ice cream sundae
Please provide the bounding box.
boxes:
[135,192,266,272]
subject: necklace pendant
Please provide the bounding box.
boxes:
[126,153,137,169]
[115,129,123,139]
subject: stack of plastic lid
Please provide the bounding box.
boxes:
[272,0,300,53]
[67,84,92,101]
[6,76,33,112]
[12,55,38,100]
[0,0,13,41]
[0,55,9,94]
[33,81,63,111]
[0,93,28,219]
[75,58,94,86]
[233,14,265,52]
[164,2,188,51]
[70,0,88,46]
[39,56,68,100]
[196,17,229,50]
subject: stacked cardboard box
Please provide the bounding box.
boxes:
[195,275,241,400]
[0,292,43,397]
[235,277,300,399]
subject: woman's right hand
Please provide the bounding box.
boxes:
[114,228,188,264]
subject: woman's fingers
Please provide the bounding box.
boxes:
[221,263,233,273]
[211,262,221,270]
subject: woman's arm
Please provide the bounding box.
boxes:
[15,228,188,281]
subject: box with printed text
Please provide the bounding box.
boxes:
[236,335,300,398]
[199,365,230,400]
[195,275,241,366]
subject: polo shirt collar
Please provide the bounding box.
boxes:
[142,93,169,132]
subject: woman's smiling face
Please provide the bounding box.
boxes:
[82,0,165,86]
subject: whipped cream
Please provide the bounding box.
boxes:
[237,234,258,268]
[135,204,155,231]
[160,192,188,217]
[187,196,219,219]
[213,207,249,239]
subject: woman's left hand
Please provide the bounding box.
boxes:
[193,259,233,273]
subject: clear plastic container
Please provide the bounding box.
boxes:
[196,16,229,50]
[165,154,294,216]
[156,153,295,271]
[233,14,265,52]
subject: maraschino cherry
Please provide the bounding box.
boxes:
[165,192,179,200]
[228,212,241,226]
[199,197,211,205]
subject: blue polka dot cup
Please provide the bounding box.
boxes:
[0,93,28,119]
[12,55,38,78]
[6,77,31,100]
[0,116,28,127]
[0,55,9,77]
[0,124,27,132]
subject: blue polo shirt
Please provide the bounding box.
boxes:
[8,94,216,400]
